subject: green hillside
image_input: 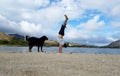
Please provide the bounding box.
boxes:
[0,32,16,41]
[0,32,27,46]
[0,32,98,47]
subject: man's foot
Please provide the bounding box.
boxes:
[65,14,68,20]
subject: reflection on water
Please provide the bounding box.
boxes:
[0,46,120,54]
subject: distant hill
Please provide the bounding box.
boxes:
[0,32,99,47]
[0,32,27,46]
[107,40,120,48]
[0,32,16,41]
[8,34,24,40]
[45,40,59,46]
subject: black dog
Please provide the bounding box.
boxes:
[26,35,48,52]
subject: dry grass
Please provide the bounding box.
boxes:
[0,52,120,76]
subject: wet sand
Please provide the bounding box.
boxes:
[0,52,120,76]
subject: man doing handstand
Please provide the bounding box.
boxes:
[58,14,68,53]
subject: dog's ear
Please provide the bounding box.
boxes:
[26,35,30,41]
[43,36,48,40]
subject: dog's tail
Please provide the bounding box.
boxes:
[26,35,30,41]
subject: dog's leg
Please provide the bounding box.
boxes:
[38,46,40,52]
[41,46,43,52]
[29,46,31,52]
[29,45,33,52]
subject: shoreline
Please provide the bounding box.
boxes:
[0,52,120,76]
[0,46,120,55]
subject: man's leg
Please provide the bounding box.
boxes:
[63,15,68,26]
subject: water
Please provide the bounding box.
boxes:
[0,46,120,54]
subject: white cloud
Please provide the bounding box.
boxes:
[79,15,105,31]
[79,0,120,18]
[0,15,18,33]
[0,0,120,45]
[21,12,32,19]
[107,37,117,42]
[65,25,90,40]
[59,0,84,19]
[15,0,50,9]
[0,0,119,23]
[0,0,50,8]
[0,15,45,36]
[111,21,120,28]
[19,21,42,35]
[65,26,79,39]
[111,5,120,17]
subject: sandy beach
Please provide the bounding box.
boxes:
[0,52,120,76]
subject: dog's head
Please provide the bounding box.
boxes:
[41,36,48,40]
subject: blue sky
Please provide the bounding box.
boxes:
[0,0,120,46]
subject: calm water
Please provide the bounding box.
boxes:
[0,46,120,54]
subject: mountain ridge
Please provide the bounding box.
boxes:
[107,40,120,48]
[0,32,16,41]
[1,32,120,48]
[8,34,24,40]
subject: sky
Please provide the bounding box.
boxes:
[0,0,120,46]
